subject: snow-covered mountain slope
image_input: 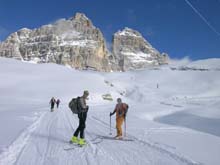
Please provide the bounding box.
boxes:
[186,58,220,70]
[170,58,220,71]
[0,57,220,165]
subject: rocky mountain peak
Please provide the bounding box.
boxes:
[113,27,168,71]
[74,12,89,21]
[70,12,93,28]
[0,12,111,71]
[115,27,142,38]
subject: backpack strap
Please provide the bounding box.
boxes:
[76,97,81,112]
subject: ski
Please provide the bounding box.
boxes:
[63,146,76,150]
[63,141,87,150]
[64,143,87,150]
[96,135,134,142]
[115,138,134,141]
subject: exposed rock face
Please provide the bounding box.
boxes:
[0,13,111,71]
[0,13,169,72]
[112,27,169,71]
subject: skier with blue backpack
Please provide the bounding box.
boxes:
[69,90,89,146]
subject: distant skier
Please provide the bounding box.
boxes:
[110,98,128,139]
[70,90,89,146]
[50,97,56,112]
[56,99,60,108]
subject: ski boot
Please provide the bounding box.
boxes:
[78,138,86,147]
[115,135,123,140]
[70,136,79,144]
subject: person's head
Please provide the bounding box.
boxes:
[117,98,122,104]
[83,90,89,98]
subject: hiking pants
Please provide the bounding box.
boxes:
[51,103,55,111]
[116,116,124,136]
[74,112,87,139]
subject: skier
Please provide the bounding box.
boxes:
[56,99,60,108]
[70,90,89,146]
[50,97,56,112]
[110,98,128,139]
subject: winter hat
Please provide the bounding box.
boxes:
[83,90,89,96]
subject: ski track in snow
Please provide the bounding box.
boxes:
[0,112,47,165]
[0,107,203,165]
[90,116,202,165]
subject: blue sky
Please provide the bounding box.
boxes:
[0,0,220,60]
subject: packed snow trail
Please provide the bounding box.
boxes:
[1,106,201,165]
[1,58,220,165]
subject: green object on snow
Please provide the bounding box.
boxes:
[102,94,113,101]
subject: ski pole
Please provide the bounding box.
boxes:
[109,113,112,135]
[124,116,126,137]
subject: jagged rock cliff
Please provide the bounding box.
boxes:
[0,13,111,71]
[113,27,169,71]
[0,13,169,72]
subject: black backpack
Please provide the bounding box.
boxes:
[69,97,81,114]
